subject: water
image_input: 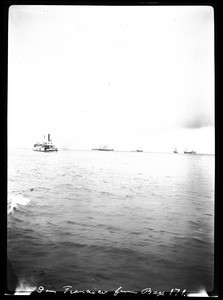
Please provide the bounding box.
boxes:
[7,149,215,293]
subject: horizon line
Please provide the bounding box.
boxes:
[8,147,215,156]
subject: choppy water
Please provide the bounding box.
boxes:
[7,149,215,293]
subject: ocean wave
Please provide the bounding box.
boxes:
[7,193,31,214]
[192,235,210,245]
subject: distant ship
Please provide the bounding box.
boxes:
[184,150,197,155]
[92,145,114,151]
[131,148,143,152]
[173,148,178,154]
[33,134,58,152]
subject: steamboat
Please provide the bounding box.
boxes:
[33,134,58,152]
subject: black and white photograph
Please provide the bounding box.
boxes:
[7,4,215,296]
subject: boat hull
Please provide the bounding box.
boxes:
[184,151,197,154]
[92,149,114,151]
[33,148,58,152]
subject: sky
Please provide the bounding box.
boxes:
[8,5,215,154]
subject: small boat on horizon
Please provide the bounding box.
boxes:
[33,134,58,152]
[184,150,197,155]
[131,148,143,152]
[173,148,178,154]
[92,145,114,151]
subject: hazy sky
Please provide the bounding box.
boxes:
[8,5,214,153]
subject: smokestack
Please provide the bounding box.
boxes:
[48,134,50,142]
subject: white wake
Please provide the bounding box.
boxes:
[7,193,30,214]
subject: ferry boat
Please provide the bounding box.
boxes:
[33,134,58,152]
[184,150,197,155]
